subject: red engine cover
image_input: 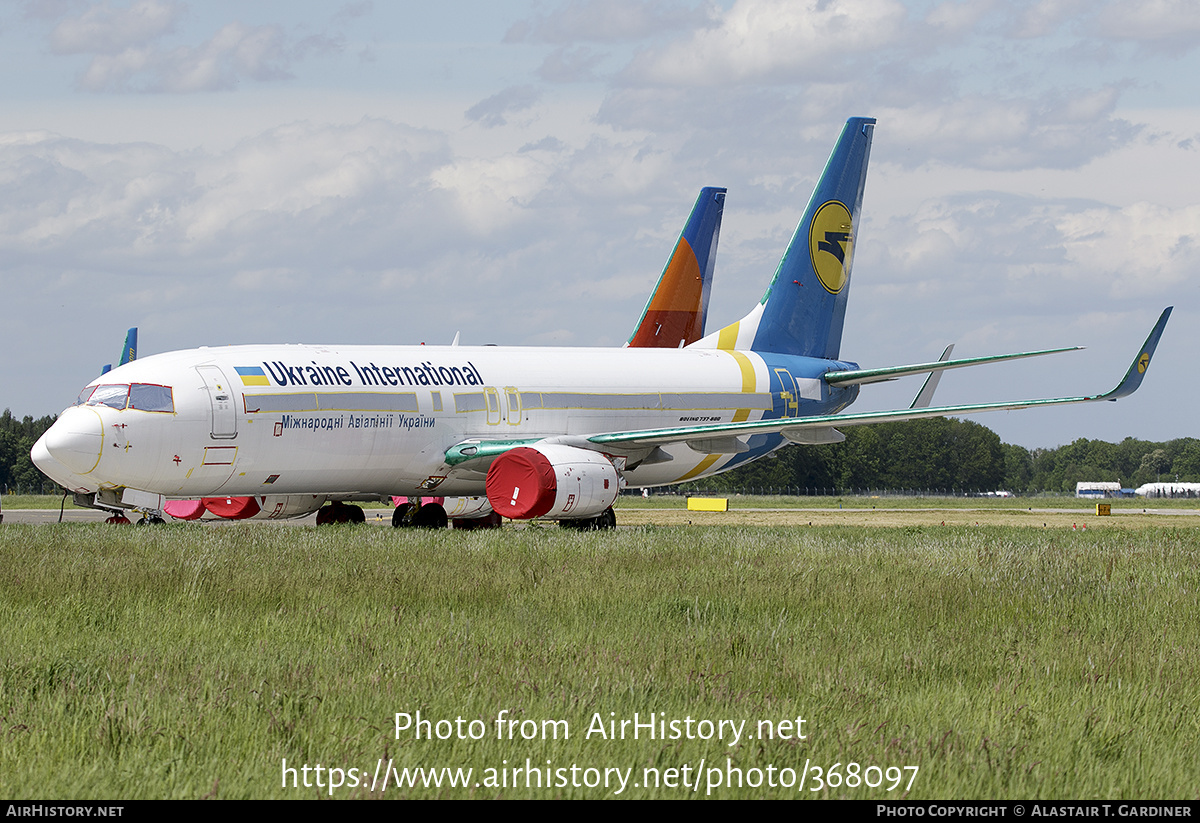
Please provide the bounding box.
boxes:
[164,499,206,521]
[486,444,620,520]
[202,496,262,519]
[486,447,559,518]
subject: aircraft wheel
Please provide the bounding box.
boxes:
[136,515,166,526]
[316,501,365,525]
[392,502,413,528]
[601,507,616,529]
[411,502,447,529]
[105,513,131,525]
[451,511,503,530]
[558,508,615,530]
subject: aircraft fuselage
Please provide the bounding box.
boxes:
[35,343,859,501]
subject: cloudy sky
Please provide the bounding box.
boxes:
[2,0,1197,451]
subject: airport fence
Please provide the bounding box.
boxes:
[3,482,63,496]
[630,486,1081,499]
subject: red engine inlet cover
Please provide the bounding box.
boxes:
[202,496,262,519]
[486,447,558,519]
[486,444,621,520]
[164,499,206,521]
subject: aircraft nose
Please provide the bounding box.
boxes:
[35,406,104,475]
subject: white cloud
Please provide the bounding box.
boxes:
[537,45,606,83]
[77,20,297,92]
[924,0,999,39]
[1057,201,1200,295]
[49,0,182,54]
[504,0,713,45]
[621,0,909,85]
[465,86,542,128]
[1093,0,1200,54]
[38,2,346,93]
[0,119,454,269]
[876,89,1138,170]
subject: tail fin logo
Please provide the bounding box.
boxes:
[809,200,854,294]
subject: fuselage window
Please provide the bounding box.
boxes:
[129,383,174,413]
[86,384,131,410]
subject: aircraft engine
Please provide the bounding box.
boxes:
[164,495,327,521]
[203,496,261,519]
[443,496,493,518]
[253,495,328,520]
[485,444,620,520]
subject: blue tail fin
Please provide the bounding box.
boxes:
[119,328,138,366]
[695,118,874,358]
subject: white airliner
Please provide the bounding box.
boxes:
[33,117,1171,528]
[82,188,727,526]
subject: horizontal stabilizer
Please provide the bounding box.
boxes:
[825,345,1082,387]
[910,344,954,409]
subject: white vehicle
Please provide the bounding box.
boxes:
[32,118,1170,528]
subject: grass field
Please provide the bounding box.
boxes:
[2,519,1199,799]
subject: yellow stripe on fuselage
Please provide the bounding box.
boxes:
[672,350,759,482]
[728,350,756,423]
[717,322,740,350]
[676,453,722,482]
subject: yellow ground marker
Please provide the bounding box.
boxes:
[687,497,729,512]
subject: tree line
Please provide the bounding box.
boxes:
[1,409,59,494]
[678,418,1200,495]
[2,407,1197,496]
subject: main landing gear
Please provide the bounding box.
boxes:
[558,507,616,531]
[451,511,503,530]
[391,501,448,529]
[315,501,366,525]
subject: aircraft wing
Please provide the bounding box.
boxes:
[443,308,1170,468]
[587,307,1172,450]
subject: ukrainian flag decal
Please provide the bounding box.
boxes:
[236,366,270,386]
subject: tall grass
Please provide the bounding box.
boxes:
[2,523,1198,798]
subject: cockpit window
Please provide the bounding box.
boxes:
[86,384,130,409]
[72,383,173,412]
[129,383,174,412]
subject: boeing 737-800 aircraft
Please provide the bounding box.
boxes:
[33,118,1171,528]
[98,187,726,525]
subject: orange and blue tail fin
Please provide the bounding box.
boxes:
[627,187,725,348]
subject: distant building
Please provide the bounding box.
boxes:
[1134,482,1200,499]
[1076,482,1121,499]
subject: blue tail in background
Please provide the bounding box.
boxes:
[119,327,137,366]
[101,327,138,375]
